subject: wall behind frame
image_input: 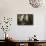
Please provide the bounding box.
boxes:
[0,0,46,40]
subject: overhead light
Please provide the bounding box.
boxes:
[29,0,44,8]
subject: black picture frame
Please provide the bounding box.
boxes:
[17,14,33,25]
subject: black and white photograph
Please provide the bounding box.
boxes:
[17,14,33,25]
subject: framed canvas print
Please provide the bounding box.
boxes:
[17,14,33,25]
